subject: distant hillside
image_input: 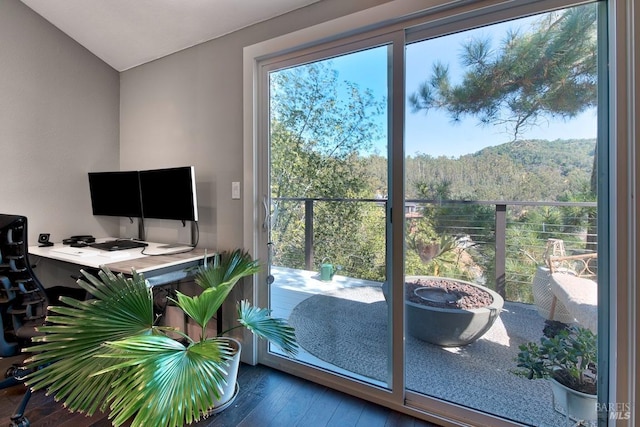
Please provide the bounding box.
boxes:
[472,138,596,173]
[403,138,596,201]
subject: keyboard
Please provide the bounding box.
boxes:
[89,239,148,251]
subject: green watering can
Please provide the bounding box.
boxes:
[320,263,336,281]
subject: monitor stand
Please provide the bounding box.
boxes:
[153,221,197,249]
[138,218,146,241]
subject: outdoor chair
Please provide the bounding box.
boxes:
[531,239,575,323]
[548,253,598,333]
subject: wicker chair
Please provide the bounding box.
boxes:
[547,252,598,332]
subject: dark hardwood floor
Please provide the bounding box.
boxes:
[1,361,439,427]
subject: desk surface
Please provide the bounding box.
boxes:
[29,239,214,284]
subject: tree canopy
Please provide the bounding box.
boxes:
[269,60,387,279]
[408,5,597,141]
[267,5,599,298]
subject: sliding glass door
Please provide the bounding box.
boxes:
[264,44,393,388]
[254,1,606,426]
[403,4,601,425]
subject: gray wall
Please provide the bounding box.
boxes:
[0,0,388,282]
[120,0,391,250]
[0,0,120,244]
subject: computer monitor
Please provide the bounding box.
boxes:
[139,166,198,221]
[88,171,143,218]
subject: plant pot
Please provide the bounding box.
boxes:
[550,378,597,422]
[208,337,241,414]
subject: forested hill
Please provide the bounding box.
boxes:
[472,138,595,171]
[367,139,596,202]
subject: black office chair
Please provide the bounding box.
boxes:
[0,214,85,427]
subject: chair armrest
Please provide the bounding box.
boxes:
[548,253,597,278]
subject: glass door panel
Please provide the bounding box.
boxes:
[403,4,599,426]
[267,46,392,387]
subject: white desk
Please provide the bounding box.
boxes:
[29,239,214,286]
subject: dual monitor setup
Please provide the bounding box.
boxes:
[88,166,198,246]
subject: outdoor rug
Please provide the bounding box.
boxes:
[288,285,570,427]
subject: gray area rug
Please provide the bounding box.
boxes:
[288,285,568,426]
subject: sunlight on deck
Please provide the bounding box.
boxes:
[269,265,573,426]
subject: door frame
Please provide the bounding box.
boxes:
[241,0,638,424]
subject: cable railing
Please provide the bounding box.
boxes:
[271,197,597,303]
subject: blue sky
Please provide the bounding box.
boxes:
[333,10,597,158]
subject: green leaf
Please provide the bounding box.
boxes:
[237,300,298,357]
[20,250,296,427]
[99,336,235,427]
[24,267,155,417]
[172,288,223,332]
[194,249,260,290]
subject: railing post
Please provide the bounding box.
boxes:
[495,204,507,298]
[305,199,314,270]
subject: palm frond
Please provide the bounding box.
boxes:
[237,300,298,356]
[172,288,222,332]
[96,335,234,427]
[21,250,296,427]
[194,249,260,290]
[24,268,155,416]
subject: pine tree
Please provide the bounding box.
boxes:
[409,4,598,251]
[409,5,597,141]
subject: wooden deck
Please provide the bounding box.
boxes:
[267,267,570,427]
[269,266,384,380]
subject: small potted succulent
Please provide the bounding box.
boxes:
[516,326,597,421]
[24,249,297,427]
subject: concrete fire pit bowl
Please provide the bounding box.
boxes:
[383,276,504,346]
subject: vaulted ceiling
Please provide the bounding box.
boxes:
[20,0,321,71]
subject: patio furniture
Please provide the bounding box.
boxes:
[548,253,598,332]
[532,265,575,323]
[532,239,575,323]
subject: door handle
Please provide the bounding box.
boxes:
[262,195,270,231]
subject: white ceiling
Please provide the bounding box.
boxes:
[20,0,321,71]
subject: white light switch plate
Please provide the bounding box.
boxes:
[232,181,240,199]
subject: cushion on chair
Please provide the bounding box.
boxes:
[550,273,597,333]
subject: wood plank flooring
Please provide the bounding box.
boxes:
[1,362,439,427]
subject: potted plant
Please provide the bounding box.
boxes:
[516,325,597,421]
[23,249,297,427]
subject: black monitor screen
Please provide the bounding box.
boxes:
[88,171,143,218]
[139,166,198,221]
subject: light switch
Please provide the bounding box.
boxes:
[232,181,241,199]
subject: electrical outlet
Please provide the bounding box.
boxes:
[232,181,240,199]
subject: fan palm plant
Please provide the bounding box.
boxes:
[24,249,297,427]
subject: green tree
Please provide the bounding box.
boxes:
[408,5,597,142]
[408,5,598,299]
[408,4,598,230]
[269,60,387,279]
